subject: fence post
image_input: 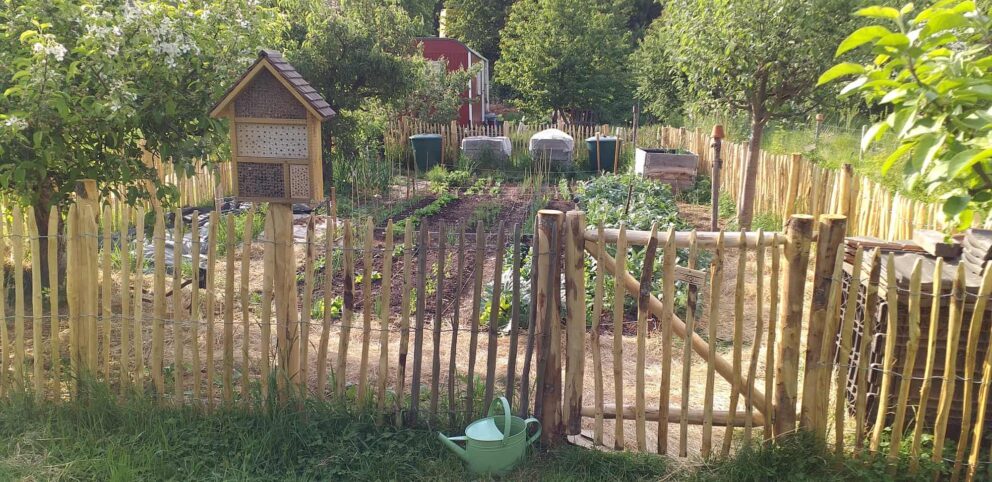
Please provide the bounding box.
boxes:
[70,180,99,377]
[535,209,565,445]
[563,211,586,436]
[268,203,299,401]
[783,154,802,224]
[840,164,854,233]
[799,215,846,436]
[774,214,814,438]
[710,125,724,231]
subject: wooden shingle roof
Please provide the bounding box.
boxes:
[210,49,335,121]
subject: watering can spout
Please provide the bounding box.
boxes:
[438,433,470,463]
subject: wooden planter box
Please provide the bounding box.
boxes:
[634,148,698,191]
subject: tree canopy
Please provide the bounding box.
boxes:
[443,0,513,63]
[0,0,283,209]
[821,0,992,228]
[496,0,633,123]
[646,0,865,227]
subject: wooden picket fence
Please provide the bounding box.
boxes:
[3,184,992,476]
[386,120,950,240]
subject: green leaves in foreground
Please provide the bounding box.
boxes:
[820,0,992,230]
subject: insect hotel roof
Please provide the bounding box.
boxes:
[210,49,334,203]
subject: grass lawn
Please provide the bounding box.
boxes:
[0,385,945,481]
[0,389,668,481]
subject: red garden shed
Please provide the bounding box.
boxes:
[416,37,490,125]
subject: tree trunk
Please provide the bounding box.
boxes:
[31,188,66,291]
[737,116,766,230]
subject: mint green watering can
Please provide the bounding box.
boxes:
[438,397,541,475]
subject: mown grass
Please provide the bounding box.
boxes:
[0,386,668,481]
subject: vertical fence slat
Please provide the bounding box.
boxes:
[0,214,7,395]
[377,219,394,421]
[612,225,628,450]
[835,245,863,452]
[448,224,465,425]
[12,206,27,390]
[83,201,100,377]
[952,264,992,480]
[152,209,166,400]
[744,230,766,447]
[722,230,747,456]
[28,209,44,398]
[564,212,585,437]
[680,230,699,456]
[467,223,485,419]
[410,223,427,424]
[258,211,273,406]
[101,206,112,382]
[658,226,676,454]
[189,211,200,400]
[855,249,882,448]
[316,213,336,399]
[52,206,64,394]
[133,207,146,392]
[358,219,374,404]
[485,224,506,413]
[300,216,315,399]
[173,208,185,403]
[966,265,992,480]
[396,221,414,426]
[430,223,447,417]
[591,223,606,446]
[764,237,781,440]
[702,230,723,458]
[911,256,942,468]
[204,211,218,408]
[816,241,845,444]
[520,222,539,419]
[871,253,899,452]
[932,263,967,463]
[222,214,235,404]
[336,219,354,399]
[240,206,254,401]
[635,224,659,452]
[890,260,922,464]
[505,224,521,408]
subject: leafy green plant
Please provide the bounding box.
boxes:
[394,191,458,232]
[469,202,501,229]
[820,0,992,229]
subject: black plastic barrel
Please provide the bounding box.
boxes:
[410,134,443,172]
[586,136,618,172]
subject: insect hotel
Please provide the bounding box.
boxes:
[210,49,335,203]
[210,49,335,393]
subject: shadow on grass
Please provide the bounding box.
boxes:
[0,383,669,481]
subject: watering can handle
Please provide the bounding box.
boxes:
[523,418,542,446]
[487,396,513,443]
[437,434,470,463]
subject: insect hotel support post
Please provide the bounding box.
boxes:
[211,49,335,399]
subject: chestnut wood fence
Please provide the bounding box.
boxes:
[2,189,992,477]
[386,120,950,241]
